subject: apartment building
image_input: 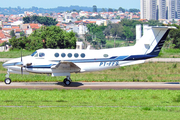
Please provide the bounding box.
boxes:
[166,0,176,19]
[141,0,157,20]
[176,0,180,19]
[157,0,167,19]
[141,0,180,20]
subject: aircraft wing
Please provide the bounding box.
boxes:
[51,61,81,72]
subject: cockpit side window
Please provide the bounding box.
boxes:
[34,53,38,57]
[39,53,45,57]
[31,51,37,56]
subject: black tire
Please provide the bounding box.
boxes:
[63,78,71,86]
[63,78,67,84]
[65,80,71,86]
[4,78,11,85]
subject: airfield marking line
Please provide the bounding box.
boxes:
[0,106,180,108]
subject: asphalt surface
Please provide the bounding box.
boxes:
[0,82,180,90]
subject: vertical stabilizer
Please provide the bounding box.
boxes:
[134,26,175,56]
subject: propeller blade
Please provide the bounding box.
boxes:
[21,66,23,75]
[21,49,22,62]
[21,49,23,75]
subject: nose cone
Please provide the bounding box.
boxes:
[3,56,32,69]
[2,62,6,68]
[2,58,21,68]
[3,61,14,68]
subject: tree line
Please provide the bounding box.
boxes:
[9,26,76,50]
[86,23,106,48]
[23,16,58,26]
[86,19,163,48]
[165,24,180,49]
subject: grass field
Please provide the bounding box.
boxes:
[1,62,180,82]
[1,49,180,119]
[0,50,33,58]
[159,48,180,58]
[0,89,180,119]
[105,39,135,48]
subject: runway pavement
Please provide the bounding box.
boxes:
[0,82,180,90]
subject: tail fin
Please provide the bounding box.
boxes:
[135,26,176,57]
[147,29,170,56]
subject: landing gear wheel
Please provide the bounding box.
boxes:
[4,78,11,85]
[63,78,71,86]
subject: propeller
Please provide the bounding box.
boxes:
[15,49,32,74]
[21,49,23,75]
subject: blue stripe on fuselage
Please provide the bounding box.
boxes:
[27,64,54,68]
[26,55,156,68]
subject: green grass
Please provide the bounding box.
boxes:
[2,107,180,120]
[1,89,180,106]
[0,89,180,119]
[0,50,33,58]
[158,48,180,58]
[1,62,180,82]
[105,39,135,48]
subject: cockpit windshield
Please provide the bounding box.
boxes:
[31,51,37,57]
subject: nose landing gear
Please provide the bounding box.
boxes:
[5,69,11,85]
[4,78,11,84]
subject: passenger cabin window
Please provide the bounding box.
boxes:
[104,54,108,58]
[81,53,85,58]
[68,53,72,58]
[61,53,66,58]
[74,53,79,58]
[54,53,59,58]
[39,53,45,57]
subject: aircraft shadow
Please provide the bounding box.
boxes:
[56,82,84,87]
[26,82,84,87]
[165,82,180,84]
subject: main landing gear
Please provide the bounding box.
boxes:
[63,76,72,86]
[4,70,11,85]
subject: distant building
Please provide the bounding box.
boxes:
[141,0,157,20]
[76,41,84,49]
[157,0,167,19]
[64,13,72,23]
[79,23,86,35]
[176,0,180,19]
[166,0,176,19]
[0,21,2,27]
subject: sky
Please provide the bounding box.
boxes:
[0,0,140,9]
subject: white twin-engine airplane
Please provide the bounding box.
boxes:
[3,26,175,85]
